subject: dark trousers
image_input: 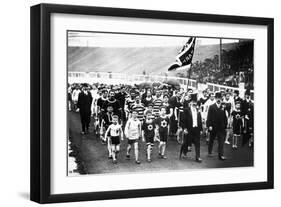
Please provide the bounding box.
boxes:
[208,130,225,157]
[80,111,91,132]
[170,114,178,134]
[182,127,201,159]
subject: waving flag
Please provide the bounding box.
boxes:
[168,37,196,71]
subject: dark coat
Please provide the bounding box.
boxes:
[168,96,181,109]
[242,99,254,133]
[77,91,93,114]
[180,106,203,131]
[206,103,227,132]
[241,99,254,116]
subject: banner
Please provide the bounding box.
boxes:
[168,37,196,71]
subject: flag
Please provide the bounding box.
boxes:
[168,37,196,71]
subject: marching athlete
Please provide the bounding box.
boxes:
[155,106,170,159]
[125,110,142,164]
[142,110,157,162]
[104,115,123,164]
[153,89,163,118]
[131,95,146,122]
[231,101,244,149]
[100,105,114,158]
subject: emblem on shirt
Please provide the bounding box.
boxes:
[161,120,167,128]
[147,124,153,130]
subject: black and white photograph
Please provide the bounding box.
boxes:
[28,2,274,203]
[67,31,254,175]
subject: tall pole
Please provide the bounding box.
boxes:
[187,65,190,90]
[219,38,222,70]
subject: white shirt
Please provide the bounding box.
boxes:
[191,106,198,127]
[125,118,141,140]
[108,124,122,137]
[72,89,80,101]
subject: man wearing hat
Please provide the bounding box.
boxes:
[168,90,182,138]
[242,89,253,114]
[77,84,93,134]
[242,89,254,146]
[179,93,203,162]
[233,90,243,104]
[206,92,228,160]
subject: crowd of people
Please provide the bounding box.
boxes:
[68,82,254,165]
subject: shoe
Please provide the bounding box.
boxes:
[135,160,141,164]
[113,160,117,164]
[81,131,85,135]
[225,140,230,144]
[196,158,202,163]
[161,155,167,159]
[219,156,227,160]
[126,155,130,160]
[147,159,151,163]
[108,155,113,159]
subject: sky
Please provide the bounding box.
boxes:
[68,31,240,47]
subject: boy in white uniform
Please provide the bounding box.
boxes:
[125,110,142,164]
[104,115,123,164]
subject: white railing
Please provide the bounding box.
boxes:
[206,82,254,99]
[68,72,198,88]
[68,71,253,99]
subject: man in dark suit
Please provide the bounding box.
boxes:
[206,92,227,160]
[77,84,93,134]
[168,90,182,136]
[242,89,254,147]
[179,93,203,162]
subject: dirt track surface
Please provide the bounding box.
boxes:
[68,111,253,175]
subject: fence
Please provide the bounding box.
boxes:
[68,71,253,99]
[68,72,198,88]
[205,82,254,99]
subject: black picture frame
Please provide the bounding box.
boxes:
[30,3,274,204]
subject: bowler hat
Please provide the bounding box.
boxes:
[215,92,222,99]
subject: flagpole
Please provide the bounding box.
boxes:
[219,38,222,70]
[187,63,192,90]
[187,38,194,90]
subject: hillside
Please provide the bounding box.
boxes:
[68,43,237,75]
